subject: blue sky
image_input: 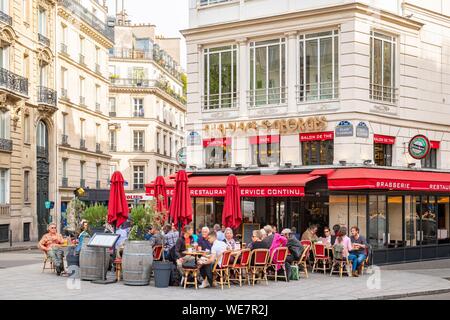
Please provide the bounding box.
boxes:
[106,0,189,68]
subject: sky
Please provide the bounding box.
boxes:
[106,0,189,69]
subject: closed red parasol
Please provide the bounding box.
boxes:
[107,171,129,228]
[169,170,193,228]
[222,174,242,229]
[154,176,169,220]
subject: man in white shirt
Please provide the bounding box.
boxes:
[197,230,227,288]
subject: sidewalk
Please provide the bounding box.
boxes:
[0,241,38,253]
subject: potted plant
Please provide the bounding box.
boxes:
[81,204,107,235]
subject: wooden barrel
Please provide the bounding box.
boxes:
[79,240,110,281]
[122,241,153,286]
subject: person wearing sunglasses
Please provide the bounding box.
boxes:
[38,223,65,275]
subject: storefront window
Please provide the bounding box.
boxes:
[405,196,419,246]
[204,145,231,168]
[388,196,404,248]
[349,195,367,238]
[194,198,215,230]
[421,148,437,169]
[437,197,450,244]
[374,143,392,166]
[250,136,280,167]
[368,195,387,249]
[420,196,437,245]
[328,195,348,229]
[302,140,334,165]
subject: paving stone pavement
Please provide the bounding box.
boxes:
[1,252,450,300]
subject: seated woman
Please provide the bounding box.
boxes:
[223,228,237,250]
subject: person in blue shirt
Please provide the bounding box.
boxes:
[75,220,91,253]
[197,226,211,251]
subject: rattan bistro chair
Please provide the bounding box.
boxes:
[267,247,289,282]
[330,247,353,278]
[292,245,310,279]
[312,243,331,274]
[229,249,251,286]
[249,249,270,286]
[42,251,55,273]
[212,250,233,290]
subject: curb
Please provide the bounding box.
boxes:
[0,246,38,253]
[359,288,450,300]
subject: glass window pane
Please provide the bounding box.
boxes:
[421,196,437,245]
[437,197,450,243]
[330,195,349,230]
[305,39,318,100]
[369,195,387,249]
[320,37,333,99]
[209,52,220,107]
[268,44,280,104]
[221,51,232,108]
[388,196,404,248]
[255,46,267,106]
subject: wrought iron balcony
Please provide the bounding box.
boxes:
[38,86,57,107]
[60,43,68,55]
[96,143,101,153]
[95,103,101,112]
[60,0,114,42]
[96,180,101,189]
[62,177,68,188]
[0,10,13,26]
[38,34,50,47]
[133,110,145,118]
[109,111,116,117]
[61,134,69,145]
[80,179,86,188]
[0,67,29,97]
[134,145,145,152]
[95,64,101,74]
[79,96,86,106]
[199,0,232,6]
[109,145,117,152]
[80,139,86,150]
[0,138,12,152]
[61,88,68,99]
[0,204,10,217]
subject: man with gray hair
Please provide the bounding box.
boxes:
[262,225,274,248]
[213,224,225,241]
[38,223,65,275]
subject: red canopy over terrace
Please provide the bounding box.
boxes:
[146,173,320,198]
[315,168,450,192]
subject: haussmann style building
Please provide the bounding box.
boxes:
[147,0,450,264]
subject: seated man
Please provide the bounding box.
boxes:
[38,223,65,275]
[175,225,196,277]
[148,226,164,247]
[301,224,319,242]
[197,226,211,252]
[197,231,227,288]
[349,226,368,275]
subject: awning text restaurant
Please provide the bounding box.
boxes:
[146,167,450,265]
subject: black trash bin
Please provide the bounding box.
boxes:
[153,261,173,288]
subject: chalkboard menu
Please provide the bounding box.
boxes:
[242,223,260,246]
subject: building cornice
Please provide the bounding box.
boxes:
[403,2,450,26]
[58,99,110,121]
[58,52,110,84]
[182,2,423,37]
[58,145,112,159]
[109,86,187,112]
[57,7,114,49]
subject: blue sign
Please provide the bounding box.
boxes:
[187,131,201,146]
[356,122,369,138]
[335,121,354,137]
[45,201,55,209]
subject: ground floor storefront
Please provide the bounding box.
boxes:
[146,167,450,264]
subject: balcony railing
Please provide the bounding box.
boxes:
[134,145,144,152]
[79,96,86,106]
[60,43,68,55]
[110,78,186,105]
[60,0,114,42]
[95,64,101,74]
[199,0,233,6]
[133,110,145,118]
[96,103,101,112]
[202,92,238,110]
[96,143,101,153]
[109,145,117,152]
[62,177,68,188]
[80,179,86,188]
[61,88,68,100]
[0,138,12,152]
[296,82,339,103]
[0,204,10,217]
[96,180,101,189]
[109,47,182,81]
[80,139,86,150]
[0,10,13,26]
[36,146,48,158]
[109,111,116,117]
[38,86,57,107]
[79,54,86,66]
[0,67,29,97]
[38,34,50,47]
[247,87,287,108]
[370,83,398,104]
[61,134,69,145]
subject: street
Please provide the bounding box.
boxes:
[1,250,449,300]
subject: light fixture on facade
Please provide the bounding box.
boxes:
[339,160,347,166]
[235,163,243,170]
[408,163,416,168]
[284,162,292,168]
[189,166,197,171]
[363,160,372,166]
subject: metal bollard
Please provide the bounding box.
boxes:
[9,229,12,247]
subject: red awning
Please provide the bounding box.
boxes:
[146,174,319,197]
[328,168,450,192]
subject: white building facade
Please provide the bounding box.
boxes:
[180,0,450,264]
[109,19,186,202]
